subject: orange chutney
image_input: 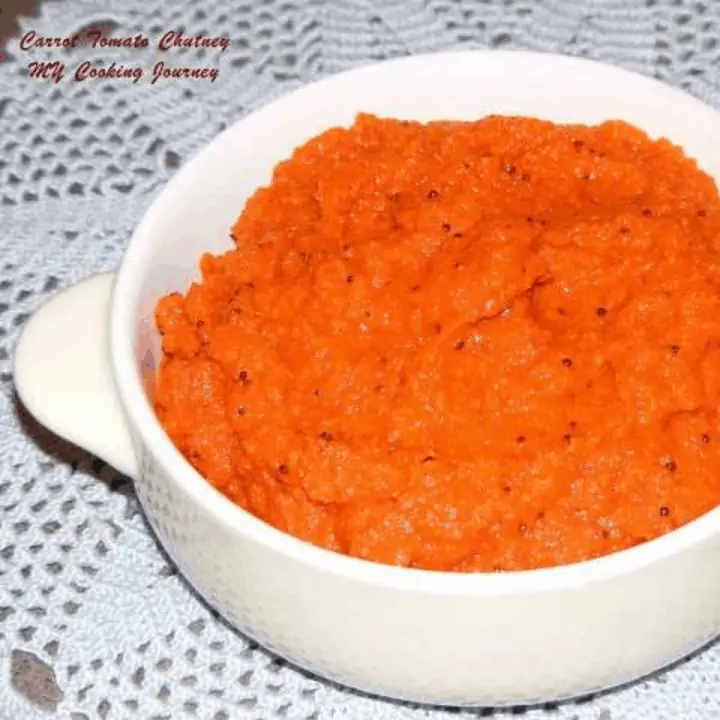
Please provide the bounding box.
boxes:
[154,113,720,572]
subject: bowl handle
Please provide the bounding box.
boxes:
[13,272,139,480]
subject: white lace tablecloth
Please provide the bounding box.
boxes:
[1,0,719,718]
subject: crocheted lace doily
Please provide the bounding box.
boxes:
[1,0,718,718]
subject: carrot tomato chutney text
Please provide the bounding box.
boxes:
[153,114,720,572]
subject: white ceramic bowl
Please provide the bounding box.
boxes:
[13,51,720,707]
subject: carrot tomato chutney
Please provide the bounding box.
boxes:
[153,114,720,572]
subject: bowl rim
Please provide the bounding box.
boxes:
[110,48,720,597]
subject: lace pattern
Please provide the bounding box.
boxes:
[1,0,719,717]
